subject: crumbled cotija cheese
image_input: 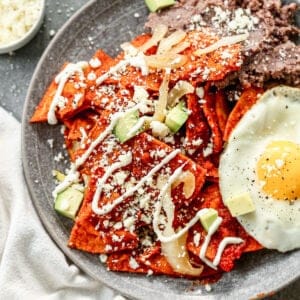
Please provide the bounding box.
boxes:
[129,256,139,269]
[0,0,42,46]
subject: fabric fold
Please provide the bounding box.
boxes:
[0,107,117,300]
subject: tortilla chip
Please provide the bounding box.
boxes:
[185,93,211,156]
[69,173,139,253]
[107,246,196,277]
[132,132,206,202]
[30,78,58,123]
[169,31,242,83]
[202,86,223,155]
[223,87,264,141]
[193,154,219,182]
[30,62,88,123]
[69,130,208,260]
[215,91,230,137]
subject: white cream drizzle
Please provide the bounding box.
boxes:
[91,153,133,214]
[199,217,223,270]
[47,62,87,125]
[128,52,149,76]
[213,237,244,267]
[153,166,243,269]
[121,43,149,76]
[199,219,244,269]
[153,195,208,243]
[52,164,80,198]
[79,127,88,144]
[153,165,186,240]
[96,47,148,86]
[96,60,129,86]
[154,207,210,243]
[52,104,142,198]
[72,93,83,109]
[91,149,181,215]
[75,104,141,167]
[126,116,152,138]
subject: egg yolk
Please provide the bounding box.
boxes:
[257,140,300,200]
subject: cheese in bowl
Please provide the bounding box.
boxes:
[0,0,45,53]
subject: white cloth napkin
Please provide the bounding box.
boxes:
[0,107,123,299]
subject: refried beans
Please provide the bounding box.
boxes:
[145,0,300,87]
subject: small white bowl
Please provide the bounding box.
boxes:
[0,0,46,54]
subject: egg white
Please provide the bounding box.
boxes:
[219,86,300,252]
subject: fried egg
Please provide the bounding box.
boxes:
[219,86,300,252]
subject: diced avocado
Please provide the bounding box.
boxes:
[225,193,255,217]
[165,101,189,133]
[145,0,175,12]
[52,170,65,182]
[199,208,218,232]
[54,186,84,220]
[113,110,140,143]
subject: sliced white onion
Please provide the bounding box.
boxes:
[157,29,187,55]
[145,53,187,69]
[120,42,139,57]
[153,73,170,122]
[161,232,203,276]
[160,184,203,276]
[167,80,194,107]
[139,24,168,53]
[172,170,195,199]
[194,33,249,56]
[169,41,190,54]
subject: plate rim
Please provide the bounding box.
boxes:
[21,1,300,299]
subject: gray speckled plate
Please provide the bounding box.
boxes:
[22,1,300,299]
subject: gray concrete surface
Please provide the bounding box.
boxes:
[0,0,299,299]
